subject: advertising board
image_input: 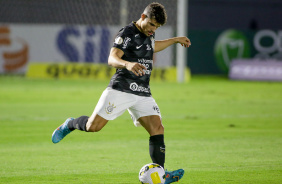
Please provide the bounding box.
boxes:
[0,24,173,74]
[188,29,282,80]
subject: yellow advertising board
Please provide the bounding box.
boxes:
[26,63,190,82]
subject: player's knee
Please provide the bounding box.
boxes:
[158,124,164,132]
[152,123,164,135]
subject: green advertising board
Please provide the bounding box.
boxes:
[187,29,281,74]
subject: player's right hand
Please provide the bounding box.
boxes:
[125,62,147,76]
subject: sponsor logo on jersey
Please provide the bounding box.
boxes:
[143,69,151,75]
[129,82,150,93]
[136,44,143,49]
[129,82,138,91]
[137,59,153,64]
[137,59,152,75]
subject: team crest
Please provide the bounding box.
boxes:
[105,102,116,114]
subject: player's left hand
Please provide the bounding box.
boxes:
[177,37,191,48]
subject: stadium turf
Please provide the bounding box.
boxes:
[0,75,281,183]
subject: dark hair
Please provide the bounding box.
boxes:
[144,2,167,25]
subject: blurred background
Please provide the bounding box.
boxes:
[0,0,282,81]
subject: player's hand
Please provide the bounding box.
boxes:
[125,62,147,76]
[177,37,191,48]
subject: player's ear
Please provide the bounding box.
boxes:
[141,14,147,20]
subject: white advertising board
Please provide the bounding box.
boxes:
[0,24,173,74]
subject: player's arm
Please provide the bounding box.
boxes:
[108,47,147,76]
[154,36,191,53]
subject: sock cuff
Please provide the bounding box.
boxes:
[67,116,88,131]
[149,134,164,145]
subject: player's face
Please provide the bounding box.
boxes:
[140,17,161,36]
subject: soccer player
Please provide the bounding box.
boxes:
[52,2,191,183]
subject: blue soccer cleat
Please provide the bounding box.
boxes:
[164,169,184,184]
[52,118,74,143]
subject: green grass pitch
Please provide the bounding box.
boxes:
[0,76,281,184]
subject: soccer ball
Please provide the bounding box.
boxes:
[139,163,166,184]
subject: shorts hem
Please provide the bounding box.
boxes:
[95,111,113,121]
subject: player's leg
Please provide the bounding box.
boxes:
[138,115,164,136]
[51,114,109,143]
[68,116,89,131]
[138,115,165,168]
[139,116,184,184]
[52,87,135,143]
[52,90,110,143]
[128,96,165,167]
[86,113,109,132]
[128,96,184,184]
[67,113,109,132]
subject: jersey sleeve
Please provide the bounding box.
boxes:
[113,28,134,52]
